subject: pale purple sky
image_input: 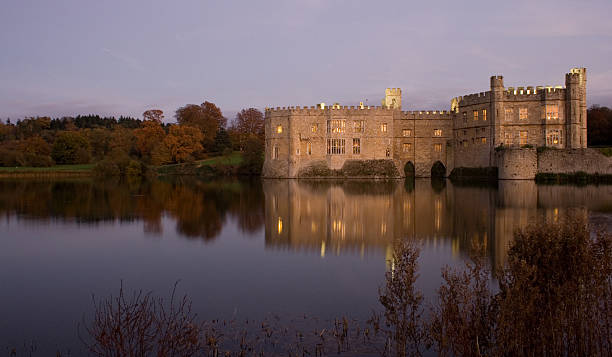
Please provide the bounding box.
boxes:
[1,0,612,123]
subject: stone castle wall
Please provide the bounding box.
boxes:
[538,148,612,175]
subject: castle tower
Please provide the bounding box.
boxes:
[565,68,587,148]
[490,75,504,149]
[383,88,402,109]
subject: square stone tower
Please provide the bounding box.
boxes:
[383,88,402,109]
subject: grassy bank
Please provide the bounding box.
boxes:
[156,152,245,176]
[0,164,94,177]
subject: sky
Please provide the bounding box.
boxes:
[1,0,612,123]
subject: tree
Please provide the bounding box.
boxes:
[135,120,166,163]
[143,109,164,123]
[163,125,204,163]
[233,108,264,150]
[213,127,231,154]
[238,135,264,175]
[175,101,226,152]
[587,105,612,146]
[51,131,91,164]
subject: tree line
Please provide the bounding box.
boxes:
[0,102,265,175]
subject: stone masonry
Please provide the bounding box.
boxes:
[263,68,588,178]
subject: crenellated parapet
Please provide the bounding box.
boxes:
[453,91,491,107]
[400,110,452,120]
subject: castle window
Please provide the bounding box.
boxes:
[482,109,487,121]
[386,148,390,157]
[403,143,412,153]
[327,139,345,155]
[273,146,279,159]
[311,124,318,133]
[519,131,528,145]
[504,132,512,145]
[462,141,468,148]
[296,148,300,155]
[307,142,312,155]
[434,143,442,152]
[353,120,364,133]
[276,125,283,134]
[433,129,442,137]
[327,119,346,133]
[381,123,387,133]
[505,108,513,121]
[546,104,559,120]
[481,137,487,144]
[352,138,361,154]
[463,112,467,123]
[463,130,467,136]
[473,110,478,120]
[402,129,412,137]
[519,108,528,120]
[546,129,563,146]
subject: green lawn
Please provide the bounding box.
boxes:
[196,152,243,166]
[595,147,612,157]
[0,164,95,173]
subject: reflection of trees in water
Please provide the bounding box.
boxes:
[0,177,265,241]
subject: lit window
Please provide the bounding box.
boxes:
[402,129,412,137]
[307,142,312,155]
[481,137,487,144]
[433,129,442,137]
[546,129,563,146]
[352,138,360,154]
[482,109,487,121]
[353,120,364,133]
[545,104,559,120]
[505,108,513,121]
[434,143,442,152]
[326,139,346,155]
[273,146,279,159]
[311,124,318,133]
[402,143,412,153]
[463,141,468,148]
[381,123,387,133]
[519,131,528,145]
[519,108,528,120]
[385,148,390,157]
[277,217,283,234]
[276,125,283,133]
[463,112,467,123]
[473,110,478,120]
[327,120,345,133]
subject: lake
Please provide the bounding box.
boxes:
[1,177,611,354]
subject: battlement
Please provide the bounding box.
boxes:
[401,110,452,119]
[453,91,491,107]
[264,106,451,118]
[385,88,401,95]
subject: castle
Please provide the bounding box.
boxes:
[262,68,588,178]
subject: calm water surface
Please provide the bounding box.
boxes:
[1,177,611,354]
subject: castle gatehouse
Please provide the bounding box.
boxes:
[263,68,587,178]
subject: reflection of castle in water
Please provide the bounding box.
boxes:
[264,180,611,265]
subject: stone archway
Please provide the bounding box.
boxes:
[431,161,446,178]
[404,161,415,177]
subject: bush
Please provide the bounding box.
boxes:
[238,135,264,175]
[93,160,121,177]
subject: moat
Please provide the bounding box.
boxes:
[1,177,611,355]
